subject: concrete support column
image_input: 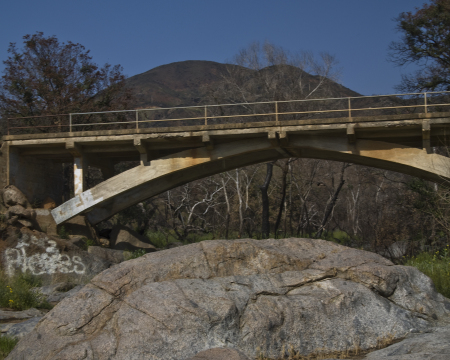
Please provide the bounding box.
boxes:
[202,132,214,150]
[347,124,356,144]
[73,156,86,196]
[66,141,86,196]
[422,120,431,154]
[134,135,151,166]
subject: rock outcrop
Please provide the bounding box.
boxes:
[1,185,40,230]
[32,282,85,303]
[0,308,47,340]
[109,224,156,252]
[364,325,450,359]
[189,348,251,360]
[87,246,125,265]
[6,238,450,360]
[2,185,31,209]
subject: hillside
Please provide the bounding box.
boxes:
[125,60,360,109]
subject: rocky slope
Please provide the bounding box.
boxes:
[6,238,450,360]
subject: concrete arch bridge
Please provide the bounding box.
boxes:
[2,92,450,225]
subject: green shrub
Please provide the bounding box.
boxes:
[81,238,95,250]
[0,272,52,311]
[145,231,169,248]
[185,232,215,243]
[405,245,450,299]
[0,335,19,360]
[57,225,70,239]
[124,249,147,260]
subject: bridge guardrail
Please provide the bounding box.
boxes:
[6,91,450,135]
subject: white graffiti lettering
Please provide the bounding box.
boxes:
[4,235,86,276]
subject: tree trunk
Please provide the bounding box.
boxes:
[274,160,289,238]
[236,169,244,238]
[222,177,231,239]
[260,162,274,238]
[316,163,348,239]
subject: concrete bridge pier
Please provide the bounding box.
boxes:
[66,141,87,196]
[65,140,118,197]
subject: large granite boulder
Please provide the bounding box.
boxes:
[189,348,251,360]
[6,238,450,360]
[32,282,85,303]
[364,325,450,359]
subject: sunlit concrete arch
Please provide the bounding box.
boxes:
[51,135,450,225]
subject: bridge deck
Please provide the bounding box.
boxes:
[3,112,450,164]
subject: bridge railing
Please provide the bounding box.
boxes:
[6,91,450,135]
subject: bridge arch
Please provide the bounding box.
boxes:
[52,135,450,225]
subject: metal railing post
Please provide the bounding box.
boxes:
[204,106,207,125]
[136,110,139,129]
[424,92,428,114]
[275,101,279,124]
[69,114,72,133]
[348,97,352,119]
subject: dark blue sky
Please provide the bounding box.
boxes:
[0,0,427,97]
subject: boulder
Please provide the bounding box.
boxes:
[6,238,450,360]
[110,224,156,252]
[42,197,56,210]
[46,285,84,303]
[32,282,84,303]
[2,185,31,208]
[7,205,36,221]
[0,308,44,322]
[56,215,98,242]
[88,246,125,265]
[34,209,58,236]
[365,325,450,359]
[190,348,251,360]
[1,227,109,285]
[66,235,88,249]
[0,308,46,341]
[4,317,42,340]
[98,237,110,247]
[4,204,40,230]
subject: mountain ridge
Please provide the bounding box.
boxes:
[125,60,360,109]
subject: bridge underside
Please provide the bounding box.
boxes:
[51,135,450,225]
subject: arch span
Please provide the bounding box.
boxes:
[52,135,450,225]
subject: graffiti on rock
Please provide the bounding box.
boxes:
[4,234,86,276]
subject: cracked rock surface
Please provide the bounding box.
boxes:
[6,238,450,360]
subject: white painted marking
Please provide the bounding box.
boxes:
[4,234,86,276]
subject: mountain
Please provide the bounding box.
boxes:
[125,60,235,108]
[125,60,360,109]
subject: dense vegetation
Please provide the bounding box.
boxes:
[405,246,450,298]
